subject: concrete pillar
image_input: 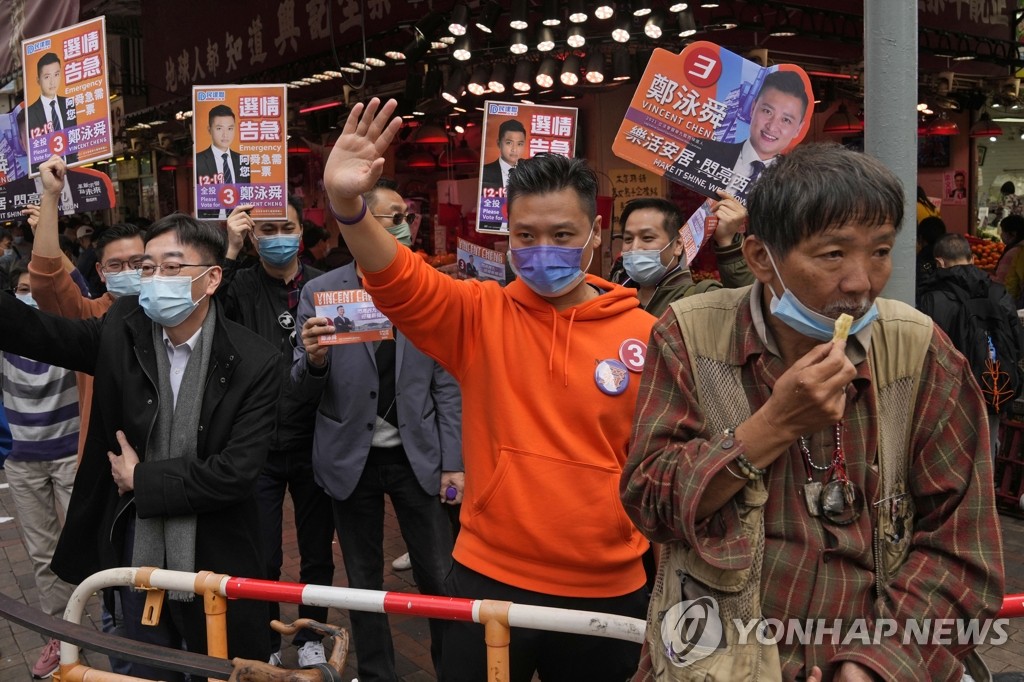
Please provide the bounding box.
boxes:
[864,0,917,305]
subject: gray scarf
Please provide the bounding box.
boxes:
[132,302,217,600]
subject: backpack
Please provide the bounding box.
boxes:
[933,279,1024,414]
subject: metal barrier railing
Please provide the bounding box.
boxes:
[59,567,646,681]
[54,566,1024,681]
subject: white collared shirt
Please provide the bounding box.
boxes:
[162,327,203,408]
[498,158,514,189]
[727,138,772,194]
[40,94,63,129]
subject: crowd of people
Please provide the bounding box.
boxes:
[0,96,1010,682]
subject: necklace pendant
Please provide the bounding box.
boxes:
[803,481,823,516]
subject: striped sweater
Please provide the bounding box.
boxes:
[0,352,80,462]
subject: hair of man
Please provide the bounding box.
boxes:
[96,223,145,261]
[917,216,947,247]
[144,212,226,264]
[497,118,527,141]
[207,104,236,127]
[757,69,809,120]
[363,177,400,211]
[619,197,683,241]
[506,153,598,221]
[302,225,329,249]
[1001,214,1024,240]
[746,142,904,257]
[932,233,974,264]
[36,52,61,77]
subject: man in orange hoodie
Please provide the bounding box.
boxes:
[299,98,655,681]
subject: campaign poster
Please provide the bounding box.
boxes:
[313,289,394,346]
[612,42,813,206]
[944,169,967,205]
[0,105,30,184]
[477,101,577,234]
[193,84,287,221]
[456,238,506,284]
[0,104,115,220]
[22,17,113,176]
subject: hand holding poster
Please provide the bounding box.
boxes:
[612,42,812,207]
[314,289,394,346]
[22,17,114,176]
[477,101,578,234]
[0,103,115,220]
[193,84,287,221]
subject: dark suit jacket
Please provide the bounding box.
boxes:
[0,294,280,592]
[292,264,463,501]
[196,147,249,217]
[26,96,79,170]
[333,315,354,332]
[481,159,504,190]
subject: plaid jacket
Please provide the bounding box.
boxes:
[622,289,1004,681]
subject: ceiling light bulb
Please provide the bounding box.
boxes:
[567,26,586,47]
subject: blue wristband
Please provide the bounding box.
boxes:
[329,196,367,225]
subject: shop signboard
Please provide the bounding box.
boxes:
[456,237,506,284]
[193,84,288,221]
[21,16,114,177]
[612,42,813,263]
[313,289,394,346]
[476,101,578,234]
[0,102,115,220]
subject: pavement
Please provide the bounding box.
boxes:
[0,470,1021,680]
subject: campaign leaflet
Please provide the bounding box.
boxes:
[314,289,394,346]
[22,17,114,177]
[477,100,577,234]
[193,84,288,221]
[612,42,813,206]
[0,104,115,221]
[456,238,506,284]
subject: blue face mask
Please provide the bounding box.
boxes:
[104,270,142,297]
[139,269,211,328]
[622,240,676,286]
[509,230,596,298]
[15,292,37,308]
[257,234,301,267]
[765,247,878,342]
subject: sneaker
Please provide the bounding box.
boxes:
[31,638,60,679]
[391,552,412,571]
[267,650,283,667]
[297,640,327,668]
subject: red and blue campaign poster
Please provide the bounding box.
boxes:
[477,100,577,234]
[193,84,288,221]
[22,17,114,177]
[612,42,813,263]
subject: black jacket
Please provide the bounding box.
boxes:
[0,293,280,586]
[218,260,322,450]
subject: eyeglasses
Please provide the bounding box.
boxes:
[100,258,147,274]
[371,212,416,226]
[138,262,215,278]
